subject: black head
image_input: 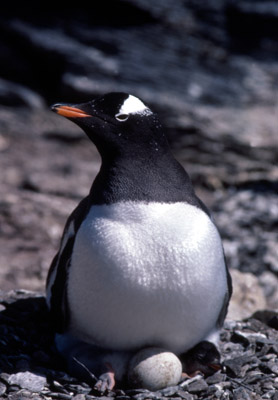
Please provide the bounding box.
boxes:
[180,341,221,377]
[51,92,169,161]
[50,92,207,207]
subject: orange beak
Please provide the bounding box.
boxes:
[208,363,222,371]
[52,105,91,118]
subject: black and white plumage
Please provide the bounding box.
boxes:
[46,93,232,390]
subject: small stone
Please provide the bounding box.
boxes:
[0,381,6,395]
[180,374,203,389]
[230,331,250,346]
[0,373,11,384]
[115,396,131,400]
[176,390,195,400]
[132,393,156,400]
[9,384,21,393]
[66,383,91,394]
[261,380,275,391]
[50,393,73,399]
[98,397,116,400]
[232,387,253,399]
[212,381,232,391]
[268,362,278,375]
[261,354,276,362]
[115,389,126,396]
[125,388,150,395]
[206,372,226,385]
[243,371,264,384]
[17,390,33,397]
[8,371,47,392]
[206,385,220,396]
[223,357,245,377]
[186,378,208,394]
[274,377,278,389]
[159,385,179,396]
[272,392,278,400]
[128,347,182,391]
[72,395,86,400]
[164,398,181,400]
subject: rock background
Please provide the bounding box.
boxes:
[0,0,277,328]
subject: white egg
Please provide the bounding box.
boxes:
[127,347,182,391]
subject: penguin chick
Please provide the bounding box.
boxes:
[180,341,222,377]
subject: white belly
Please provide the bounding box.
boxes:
[67,202,227,354]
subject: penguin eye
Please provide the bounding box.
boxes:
[115,113,129,122]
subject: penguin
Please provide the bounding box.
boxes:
[46,92,232,391]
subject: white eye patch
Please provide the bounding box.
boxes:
[119,95,153,116]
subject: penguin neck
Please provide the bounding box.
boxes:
[89,149,203,207]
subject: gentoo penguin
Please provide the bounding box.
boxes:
[46,92,232,390]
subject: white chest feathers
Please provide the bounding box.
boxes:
[67,202,228,354]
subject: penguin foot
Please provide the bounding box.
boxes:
[55,333,130,390]
[94,364,116,393]
[180,341,221,377]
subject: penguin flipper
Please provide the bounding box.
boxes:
[46,196,90,332]
[216,255,233,328]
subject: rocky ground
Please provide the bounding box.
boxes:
[0,1,278,399]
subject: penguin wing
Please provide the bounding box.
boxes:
[46,196,90,332]
[216,254,233,328]
[193,193,232,326]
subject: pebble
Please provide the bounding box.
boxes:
[159,385,179,397]
[185,378,208,394]
[0,381,6,395]
[66,383,92,394]
[232,387,253,400]
[132,392,156,400]
[72,395,86,400]
[175,391,195,400]
[206,372,226,385]
[125,389,150,396]
[7,371,47,392]
[49,393,73,399]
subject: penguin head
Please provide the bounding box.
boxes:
[51,92,169,159]
[181,341,221,377]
